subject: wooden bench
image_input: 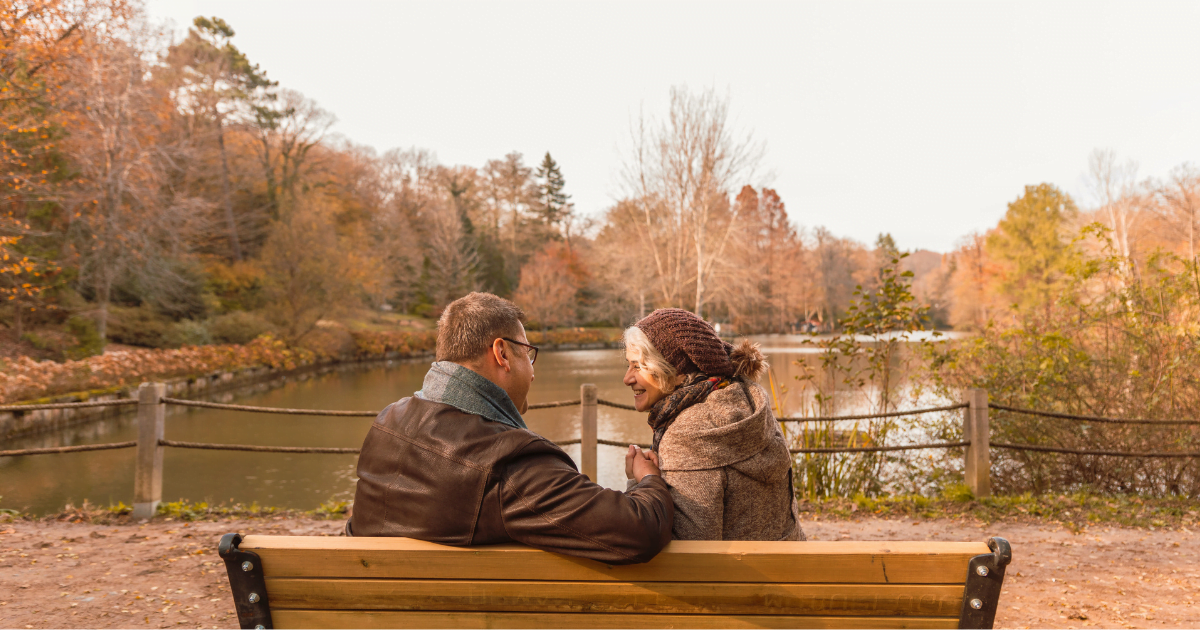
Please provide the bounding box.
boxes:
[218,533,1011,629]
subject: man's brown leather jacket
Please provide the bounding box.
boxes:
[348,396,674,565]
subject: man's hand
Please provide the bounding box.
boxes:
[625,444,661,484]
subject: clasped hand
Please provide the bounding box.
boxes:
[624,444,662,483]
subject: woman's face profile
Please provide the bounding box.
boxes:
[623,349,669,412]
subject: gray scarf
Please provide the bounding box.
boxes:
[415,361,527,429]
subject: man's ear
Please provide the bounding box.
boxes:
[491,338,511,372]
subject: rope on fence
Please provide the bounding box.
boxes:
[597,398,637,411]
[159,439,360,454]
[528,399,582,409]
[0,399,138,412]
[160,437,605,451]
[781,403,969,423]
[791,440,971,454]
[161,398,378,417]
[598,438,653,449]
[992,442,1200,458]
[0,441,137,457]
[989,404,1200,426]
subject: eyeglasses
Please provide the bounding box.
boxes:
[501,337,539,365]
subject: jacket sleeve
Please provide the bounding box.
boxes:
[662,468,725,540]
[498,440,674,565]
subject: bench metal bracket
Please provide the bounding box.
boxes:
[958,536,1011,629]
[219,533,274,630]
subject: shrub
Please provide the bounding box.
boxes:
[204,260,267,312]
[169,319,213,347]
[19,331,52,351]
[208,311,275,345]
[0,334,321,403]
[350,330,437,356]
[64,315,104,359]
[106,305,174,348]
[927,228,1200,497]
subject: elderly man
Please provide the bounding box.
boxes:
[348,292,673,564]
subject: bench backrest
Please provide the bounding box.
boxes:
[219,534,1010,629]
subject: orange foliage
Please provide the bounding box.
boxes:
[0,334,314,403]
[350,330,437,357]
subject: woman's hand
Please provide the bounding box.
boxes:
[625,444,662,483]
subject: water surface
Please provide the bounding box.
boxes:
[0,335,955,514]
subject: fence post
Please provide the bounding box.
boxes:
[964,388,991,498]
[581,383,598,481]
[133,382,166,519]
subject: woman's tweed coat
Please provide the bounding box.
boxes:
[656,380,805,541]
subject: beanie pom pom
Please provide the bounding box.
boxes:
[729,339,767,381]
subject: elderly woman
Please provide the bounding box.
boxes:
[622,308,804,541]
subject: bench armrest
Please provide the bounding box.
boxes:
[958,537,1012,629]
[219,533,273,629]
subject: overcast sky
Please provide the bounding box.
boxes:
[144,0,1200,253]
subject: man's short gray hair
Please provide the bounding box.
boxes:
[436,292,526,363]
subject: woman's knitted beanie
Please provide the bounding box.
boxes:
[634,308,734,377]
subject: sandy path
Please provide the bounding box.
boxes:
[1,515,1196,628]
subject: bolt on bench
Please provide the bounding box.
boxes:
[219,533,1011,629]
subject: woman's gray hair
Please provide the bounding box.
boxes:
[622,326,679,394]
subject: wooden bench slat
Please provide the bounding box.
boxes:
[271,609,962,629]
[243,536,987,584]
[266,578,965,617]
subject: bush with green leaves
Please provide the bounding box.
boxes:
[927,225,1200,497]
[64,315,105,358]
[207,310,275,345]
[786,251,946,498]
[105,305,175,348]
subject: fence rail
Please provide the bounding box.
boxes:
[0,399,138,412]
[988,403,1200,426]
[792,441,971,454]
[159,397,378,416]
[0,441,137,457]
[992,442,1200,457]
[4,383,1199,516]
[781,403,968,423]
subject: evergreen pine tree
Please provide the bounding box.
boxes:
[535,152,570,229]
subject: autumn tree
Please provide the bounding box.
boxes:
[947,232,997,330]
[513,242,580,329]
[811,227,869,326]
[423,197,478,309]
[64,15,210,340]
[621,86,762,318]
[1158,164,1200,263]
[0,0,109,332]
[252,88,334,219]
[259,194,361,341]
[719,186,805,332]
[986,183,1078,314]
[166,16,272,261]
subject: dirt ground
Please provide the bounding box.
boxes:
[0,514,1195,629]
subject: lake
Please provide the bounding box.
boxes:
[0,334,963,515]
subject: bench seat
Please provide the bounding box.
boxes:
[219,534,1011,629]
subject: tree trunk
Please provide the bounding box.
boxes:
[217,121,243,261]
[259,133,278,220]
[96,274,111,342]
